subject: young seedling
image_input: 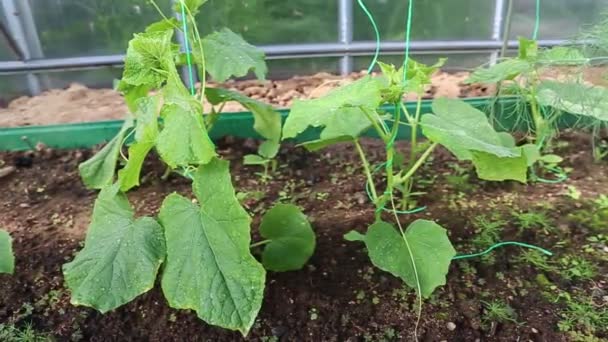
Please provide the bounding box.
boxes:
[481,300,519,330]
[63,1,315,335]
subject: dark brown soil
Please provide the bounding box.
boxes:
[0,133,607,341]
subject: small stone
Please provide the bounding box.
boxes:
[0,166,16,178]
[531,328,539,334]
[446,322,456,331]
[271,326,288,337]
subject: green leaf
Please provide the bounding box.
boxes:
[283,76,383,146]
[122,30,177,88]
[202,28,267,82]
[344,230,365,242]
[540,154,563,164]
[145,18,179,33]
[118,97,160,191]
[359,220,455,298]
[471,151,528,182]
[79,119,133,189]
[536,81,608,121]
[404,58,446,93]
[422,98,529,182]
[258,204,315,272]
[158,158,265,335]
[0,229,14,274]
[538,46,586,65]
[156,104,216,168]
[162,70,201,113]
[518,37,538,60]
[173,0,208,15]
[206,87,281,158]
[63,185,166,313]
[117,81,151,113]
[522,143,541,167]
[465,59,531,84]
[243,154,267,166]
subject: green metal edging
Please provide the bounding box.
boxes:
[0,96,579,151]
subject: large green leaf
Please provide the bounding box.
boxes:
[158,158,265,335]
[258,204,315,272]
[156,104,216,168]
[422,98,528,182]
[118,96,160,191]
[537,81,608,121]
[122,30,177,88]
[351,220,455,298]
[202,28,267,82]
[538,46,586,66]
[63,185,166,313]
[0,229,14,275]
[465,59,531,84]
[79,118,133,189]
[282,76,383,148]
[206,87,282,158]
[518,37,538,60]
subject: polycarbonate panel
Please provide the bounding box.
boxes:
[266,58,340,79]
[0,74,29,107]
[0,43,14,61]
[353,0,495,41]
[509,0,608,40]
[197,0,338,44]
[30,0,172,58]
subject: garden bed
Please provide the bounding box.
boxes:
[0,133,606,341]
[1,65,607,128]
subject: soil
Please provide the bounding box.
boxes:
[0,132,607,341]
[0,71,487,128]
[2,66,607,129]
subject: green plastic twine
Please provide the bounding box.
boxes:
[453,241,553,260]
[180,1,196,96]
[402,0,414,83]
[533,0,541,40]
[357,0,381,74]
[179,1,195,180]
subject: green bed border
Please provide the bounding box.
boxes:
[0,96,579,151]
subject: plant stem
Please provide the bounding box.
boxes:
[355,139,378,202]
[528,84,547,148]
[161,165,172,180]
[179,1,207,103]
[149,0,181,31]
[395,142,438,185]
[250,239,271,248]
[401,96,423,209]
[362,107,389,141]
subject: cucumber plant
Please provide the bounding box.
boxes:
[0,229,14,275]
[282,58,539,299]
[282,58,550,337]
[466,37,608,167]
[64,0,315,335]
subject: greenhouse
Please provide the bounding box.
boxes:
[1,0,607,340]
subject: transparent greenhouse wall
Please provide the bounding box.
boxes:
[2,0,608,105]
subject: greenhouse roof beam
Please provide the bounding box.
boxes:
[0,39,571,74]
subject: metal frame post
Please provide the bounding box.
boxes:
[338,0,354,75]
[490,0,506,65]
[1,0,44,94]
